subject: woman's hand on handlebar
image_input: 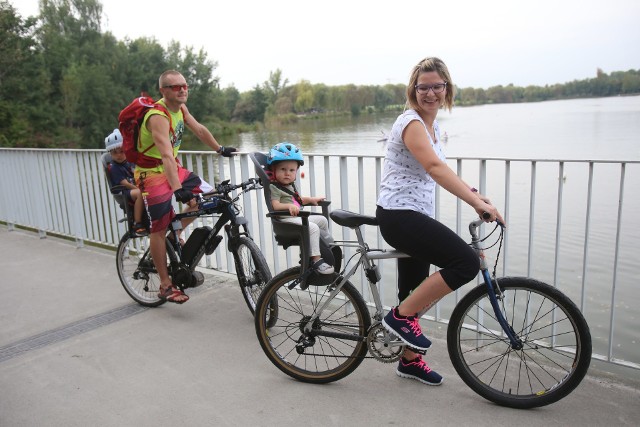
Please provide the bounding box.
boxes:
[475,200,505,226]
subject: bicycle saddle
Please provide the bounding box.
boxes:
[330,209,378,228]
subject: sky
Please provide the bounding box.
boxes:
[11,0,640,92]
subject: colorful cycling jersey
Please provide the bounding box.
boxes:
[137,99,185,172]
[377,109,446,218]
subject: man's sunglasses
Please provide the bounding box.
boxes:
[162,84,189,92]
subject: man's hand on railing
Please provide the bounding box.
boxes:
[217,146,237,157]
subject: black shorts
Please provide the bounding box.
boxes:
[376,206,479,302]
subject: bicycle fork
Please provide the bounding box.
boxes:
[476,256,523,350]
[469,219,523,349]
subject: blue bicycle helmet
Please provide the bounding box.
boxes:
[267,142,304,166]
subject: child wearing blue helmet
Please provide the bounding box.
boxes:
[268,143,334,274]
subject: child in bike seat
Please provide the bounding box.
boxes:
[267,142,334,275]
[105,129,146,235]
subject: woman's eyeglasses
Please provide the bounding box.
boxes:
[162,84,189,92]
[415,83,447,94]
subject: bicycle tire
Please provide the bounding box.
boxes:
[254,266,371,384]
[232,236,273,317]
[447,277,592,409]
[116,234,176,307]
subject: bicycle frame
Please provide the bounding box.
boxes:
[137,179,259,278]
[169,199,249,265]
[301,215,523,351]
[300,224,408,336]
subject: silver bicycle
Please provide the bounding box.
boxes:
[254,209,592,409]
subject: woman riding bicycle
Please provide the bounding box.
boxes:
[377,57,505,385]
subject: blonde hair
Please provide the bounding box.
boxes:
[405,57,455,112]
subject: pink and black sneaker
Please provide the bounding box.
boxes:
[397,355,443,386]
[382,307,432,350]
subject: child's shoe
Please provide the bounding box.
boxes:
[382,307,432,350]
[311,259,334,275]
[133,222,148,236]
[397,355,443,385]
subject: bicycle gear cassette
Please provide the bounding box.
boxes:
[367,322,405,363]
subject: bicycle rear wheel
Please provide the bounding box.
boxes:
[447,277,591,409]
[254,267,371,384]
[232,236,272,317]
[116,234,176,307]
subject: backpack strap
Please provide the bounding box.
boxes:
[136,102,179,167]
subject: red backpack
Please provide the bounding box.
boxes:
[118,96,176,168]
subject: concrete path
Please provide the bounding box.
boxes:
[1,226,639,426]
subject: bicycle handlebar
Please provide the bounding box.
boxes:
[480,211,504,227]
[200,177,260,198]
[470,214,505,243]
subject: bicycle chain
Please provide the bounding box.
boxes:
[293,322,406,363]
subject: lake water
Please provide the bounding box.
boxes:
[213,95,640,161]
[208,96,640,367]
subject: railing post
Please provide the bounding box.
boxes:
[527,161,537,276]
[503,160,510,277]
[608,162,626,361]
[581,162,594,313]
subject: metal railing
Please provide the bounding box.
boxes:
[1,148,638,372]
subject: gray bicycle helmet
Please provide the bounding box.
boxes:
[105,128,123,151]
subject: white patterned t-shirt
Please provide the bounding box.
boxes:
[376,109,446,218]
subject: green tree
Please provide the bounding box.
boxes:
[120,37,168,96]
[222,86,240,121]
[0,1,50,146]
[621,71,640,94]
[165,40,222,119]
[294,80,314,113]
[38,0,104,96]
[374,85,395,111]
[233,85,268,123]
[264,69,289,103]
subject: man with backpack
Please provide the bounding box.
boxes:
[134,69,236,304]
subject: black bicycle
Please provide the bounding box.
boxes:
[115,178,273,315]
[254,210,592,409]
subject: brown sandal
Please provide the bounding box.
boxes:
[158,286,189,304]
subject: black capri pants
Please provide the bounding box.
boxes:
[376,206,479,303]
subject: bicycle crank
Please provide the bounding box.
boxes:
[366,323,405,363]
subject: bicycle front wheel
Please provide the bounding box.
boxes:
[116,234,176,307]
[232,236,272,316]
[447,277,592,409]
[254,267,371,384]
